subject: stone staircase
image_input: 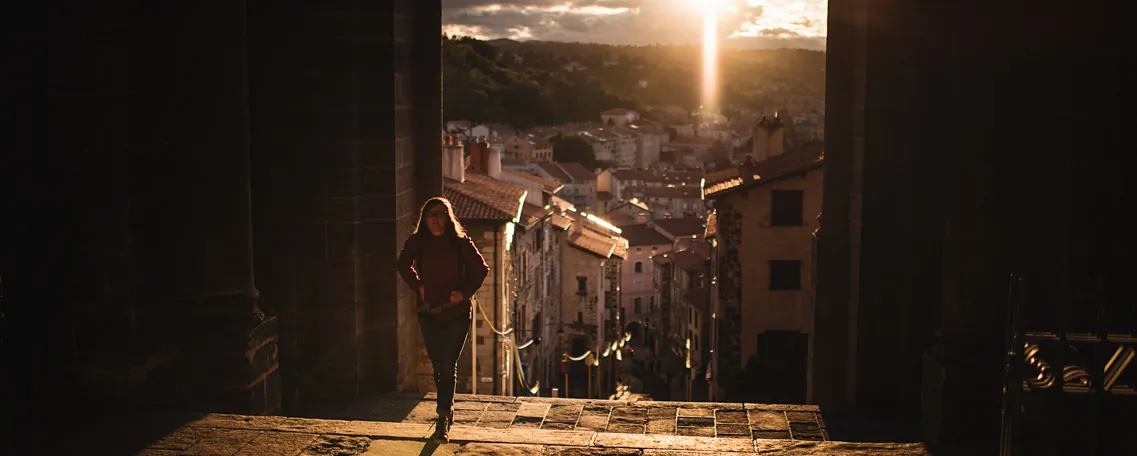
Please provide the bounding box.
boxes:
[62,394,933,455]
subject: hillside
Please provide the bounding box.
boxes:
[443,36,825,129]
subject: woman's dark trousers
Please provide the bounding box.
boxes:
[418,314,470,415]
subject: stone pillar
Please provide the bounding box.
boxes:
[175,1,279,415]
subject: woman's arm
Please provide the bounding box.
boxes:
[458,236,490,300]
[397,235,424,293]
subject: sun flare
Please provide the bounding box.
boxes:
[700,0,722,114]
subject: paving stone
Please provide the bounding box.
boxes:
[362,438,460,455]
[751,440,931,455]
[715,424,751,437]
[404,401,443,423]
[137,450,180,456]
[581,405,613,416]
[748,411,788,430]
[454,409,484,424]
[675,426,714,437]
[456,401,489,411]
[488,401,523,411]
[517,402,551,417]
[448,426,594,446]
[645,420,675,435]
[546,404,584,421]
[455,394,517,402]
[591,433,754,452]
[744,403,819,412]
[541,421,577,430]
[336,421,432,439]
[646,407,677,420]
[786,412,817,423]
[576,414,611,431]
[150,426,217,451]
[543,446,642,456]
[186,414,287,430]
[675,416,714,428]
[662,401,744,410]
[606,424,646,434]
[816,414,826,429]
[276,418,349,434]
[511,415,545,429]
[235,432,319,456]
[714,410,747,424]
[459,442,545,455]
[300,435,372,456]
[752,430,792,440]
[182,429,263,456]
[676,408,713,417]
[790,422,824,440]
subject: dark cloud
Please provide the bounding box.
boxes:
[760,27,801,38]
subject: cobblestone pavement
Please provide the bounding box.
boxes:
[345,393,830,442]
[53,394,931,455]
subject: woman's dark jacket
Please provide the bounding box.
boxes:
[397,231,490,319]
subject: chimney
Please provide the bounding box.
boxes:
[442,134,465,182]
[740,155,756,184]
[486,145,502,179]
[467,136,494,175]
[752,114,785,162]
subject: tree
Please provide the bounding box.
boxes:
[552,136,596,170]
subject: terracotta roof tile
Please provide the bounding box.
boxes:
[520,203,552,229]
[621,224,672,246]
[640,186,702,199]
[444,172,527,222]
[653,217,706,239]
[704,142,824,197]
[558,162,596,182]
[533,161,572,183]
[502,168,564,193]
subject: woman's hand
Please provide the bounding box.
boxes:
[449,291,464,304]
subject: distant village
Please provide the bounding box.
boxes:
[438,107,825,405]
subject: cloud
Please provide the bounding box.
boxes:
[441,0,827,50]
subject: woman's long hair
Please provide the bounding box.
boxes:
[413,197,468,238]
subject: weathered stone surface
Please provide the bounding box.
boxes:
[607,424,646,434]
[715,410,748,424]
[276,418,349,434]
[458,442,546,455]
[404,401,442,423]
[675,427,714,437]
[545,404,584,421]
[186,413,287,430]
[576,414,611,431]
[150,426,217,451]
[645,420,675,435]
[488,401,522,412]
[479,410,518,428]
[676,408,714,417]
[456,394,516,402]
[362,438,460,455]
[449,426,594,446]
[715,424,751,437]
[752,440,930,455]
[752,430,792,440]
[785,412,817,423]
[592,433,754,452]
[544,447,642,456]
[456,401,489,411]
[676,416,714,428]
[744,403,819,412]
[511,415,545,428]
[136,450,180,456]
[790,422,824,441]
[300,435,371,456]
[662,402,744,410]
[646,407,677,420]
[182,429,262,456]
[235,432,319,456]
[748,411,788,430]
[517,402,551,417]
[541,422,576,430]
[454,409,484,424]
[336,421,432,439]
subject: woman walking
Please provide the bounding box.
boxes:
[398,197,489,443]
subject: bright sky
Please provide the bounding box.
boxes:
[442,0,827,50]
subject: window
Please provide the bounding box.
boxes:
[689,307,693,324]
[636,247,642,252]
[634,261,643,273]
[771,190,804,226]
[477,336,485,345]
[769,260,802,290]
[634,297,642,314]
[577,311,583,323]
[577,276,587,295]
[649,296,655,312]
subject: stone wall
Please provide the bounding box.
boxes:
[713,203,744,383]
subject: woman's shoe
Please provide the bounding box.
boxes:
[433,412,452,443]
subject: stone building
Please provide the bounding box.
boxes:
[511,202,559,396]
[551,209,628,398]
[651,242,711,401]
[617,224,673,328]
[443,140,528,396]
[703,142,824,404]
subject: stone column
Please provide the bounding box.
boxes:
[175,1,279,415]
